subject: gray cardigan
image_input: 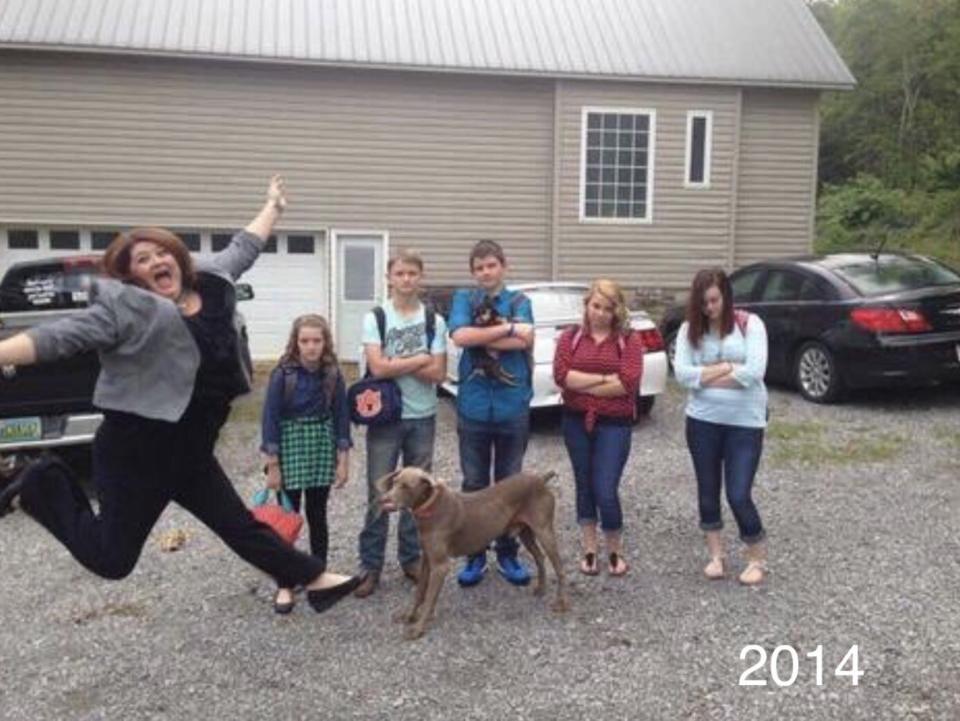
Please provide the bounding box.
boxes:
[27,230,265,422]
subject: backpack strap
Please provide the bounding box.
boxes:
[571,326,585,352]
[281,366,298,409]
[321,365,340,411]
[507,291,528,320]
[733,309,751,335]
[372,305,387,345]
[280,364,339,411]
[423,300,437,351]
[571,326,628,356]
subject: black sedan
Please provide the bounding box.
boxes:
[659,253,960,402]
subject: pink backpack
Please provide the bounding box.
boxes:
[733,309,751,335]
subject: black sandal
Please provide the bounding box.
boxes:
[579,551,599,576]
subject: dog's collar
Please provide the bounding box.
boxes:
[411,485,442,519]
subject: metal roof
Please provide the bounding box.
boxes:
[0,0,855,89]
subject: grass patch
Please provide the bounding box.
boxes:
[933,426,960,449]
[767,420,903,467]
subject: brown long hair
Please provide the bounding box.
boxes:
[583,279,630,336]
[102,227,196,290]
[685,268,734,347]
[280,314,339,371]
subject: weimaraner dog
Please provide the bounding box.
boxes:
[376,467,570,640]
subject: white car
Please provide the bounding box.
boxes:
[441,283,668,415]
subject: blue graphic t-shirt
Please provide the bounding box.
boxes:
[361,301,447,419]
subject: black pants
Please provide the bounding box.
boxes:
[19,401,325,589]
[278,486,331,572]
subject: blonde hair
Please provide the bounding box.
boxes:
[582,279,630,334]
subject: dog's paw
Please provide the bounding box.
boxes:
[392,609,417,625]
[551,597,571,613]
[403,625,426,641]
[531,582,545,597]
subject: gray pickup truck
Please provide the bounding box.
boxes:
[0,257,103,481]
[0,256,253,491]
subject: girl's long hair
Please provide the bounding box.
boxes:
[280,314,338,371]
[582,278,630,336]
[685,268,734,347]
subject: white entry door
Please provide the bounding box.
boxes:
[332,230,387,362]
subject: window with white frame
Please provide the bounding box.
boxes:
[685,110,713,188]
[581,108,655,222]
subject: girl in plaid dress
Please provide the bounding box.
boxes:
[261,314,352,613]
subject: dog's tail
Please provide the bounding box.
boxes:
[540,470,557,484]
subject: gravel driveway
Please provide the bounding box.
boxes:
[1,379,958,720]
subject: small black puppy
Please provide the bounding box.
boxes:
[467,296,519,386]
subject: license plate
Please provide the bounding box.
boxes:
[0,416,42,444]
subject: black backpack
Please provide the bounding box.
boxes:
[277,363,340,411]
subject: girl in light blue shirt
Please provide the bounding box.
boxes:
[673,269,769,586]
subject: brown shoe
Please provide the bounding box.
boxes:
[401,560,422,584]
[353,571,380,598]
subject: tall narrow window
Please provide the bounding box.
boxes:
[685,111,713,188]
[580,108,655,222]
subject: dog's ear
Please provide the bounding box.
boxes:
[374,469,402,495]
[417,470,438,487]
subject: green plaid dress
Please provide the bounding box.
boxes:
[279,416,336,489]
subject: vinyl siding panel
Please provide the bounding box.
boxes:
[734,89,819,266]
[556,80,740,289]
[0,50,554,282]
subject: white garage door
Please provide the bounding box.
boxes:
[1,228,328,361]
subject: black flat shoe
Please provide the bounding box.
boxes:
[273,591,295,615]
[307,575,363,613]
[0,476,24,518]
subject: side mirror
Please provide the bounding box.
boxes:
[236,283,255,302]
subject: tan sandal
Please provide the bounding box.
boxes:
[579,551,599,576]
[739,542,767,586]
[608,552,629,577]
[703,531,726,580]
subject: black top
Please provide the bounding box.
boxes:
[183,273,248,403]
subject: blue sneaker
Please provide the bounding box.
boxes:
[457,553,487,586]
[497,554,531,586]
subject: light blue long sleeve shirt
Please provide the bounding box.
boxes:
[673,314,769,429]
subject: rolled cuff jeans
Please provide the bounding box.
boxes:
[685,415,766,544]
[457,411,530,557]
[358,416,435,573]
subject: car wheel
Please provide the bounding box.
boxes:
[636,394,655,417]
[794,341,844,403]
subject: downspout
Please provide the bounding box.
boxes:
[727,88,743,271]
[808,94,822,253]
[550,78,562,281]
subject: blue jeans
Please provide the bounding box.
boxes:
[357,416,435,572]
[561,412,632,532]
[685,416,766,543]
[457,412,530,557]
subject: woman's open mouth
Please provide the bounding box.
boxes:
[152,268,175,290]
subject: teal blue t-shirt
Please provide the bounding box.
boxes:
[362,301,447,419]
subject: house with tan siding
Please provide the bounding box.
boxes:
[0,0,854,359]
